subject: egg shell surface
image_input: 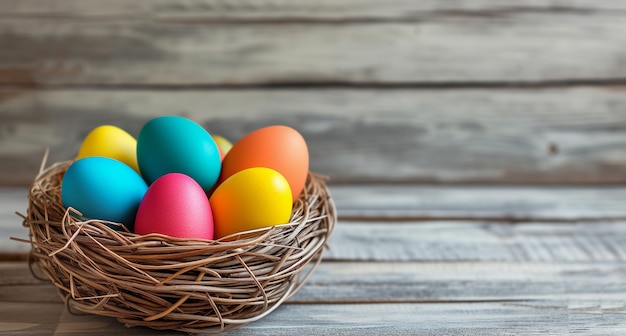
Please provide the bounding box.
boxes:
[212,134,233,160]
[137,116,221,192]
[77,125,140,174]
[210,167,292,239]
[220,125,308,202]
[134,173,214,240]
[62,157,148,230]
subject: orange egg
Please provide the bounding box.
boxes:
[219,125,309,202]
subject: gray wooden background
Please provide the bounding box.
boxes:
[3,0,626,186]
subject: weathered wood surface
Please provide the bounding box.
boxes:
[4,300,626,336]
[4,183,626,334]
[0,264,626,335]
[4,0,626,21]
[2,262,626,335]
[10,182,626,227]
[9,218,626,262]
[4,261,626,304]
[3,0,626,185]
[4,88,626,185]
[7,185,626,255]
[2,2,626,85]
[0,188,29,256]
[332,184,626,220]
[9,216,626,262]
[325,221,626,262]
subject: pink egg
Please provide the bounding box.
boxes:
[135,173,214,240]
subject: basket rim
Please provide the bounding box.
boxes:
[28,158,334,240]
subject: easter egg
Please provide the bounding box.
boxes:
[212,134,233,160]
[77,125,140,174]
[134,173,214,240]
[62,157,148,230]
[137,116,221,192]
[210,167,292,239]
[220,125,308,202]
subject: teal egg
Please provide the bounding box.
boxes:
[137,116,221,192]
[61,157,148,230]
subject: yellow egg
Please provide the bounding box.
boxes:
[77,125,140,174]
[212,135,233,155]
[209,167,292,239]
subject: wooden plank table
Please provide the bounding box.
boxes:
[3,184,626,335]
[3,0,626,334]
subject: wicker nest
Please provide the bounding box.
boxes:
[22,159,336,334]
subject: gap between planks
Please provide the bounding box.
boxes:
[6,78,626,90]
[337,216,626,224]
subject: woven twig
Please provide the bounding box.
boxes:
[23,160,336,333]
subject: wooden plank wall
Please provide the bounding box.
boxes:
[2,1,626,186]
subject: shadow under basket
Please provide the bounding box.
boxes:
[23,161,336,334]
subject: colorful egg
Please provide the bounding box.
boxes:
[210,167,292,239]
[220,125,308,202]
[212,134,233,160]
[77,125,140,174]
[137,116,221,192]
[62,157,148,230]
[134,173,214,240]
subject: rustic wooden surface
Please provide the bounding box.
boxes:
[4,0,626,185]
[3,0,626,334]
[3,184,626,334]
[6,88,626,186]
[2,1,626,84]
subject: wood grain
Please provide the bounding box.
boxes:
[3,261,626,304]
[10,216,626,263]
[0,261,42,286]
[10,183,626,233]
[4,87,626,185]
[325,221,626,262]
[2,12,626,85]
[332,185,626,220]
[2,258,626,335]
[0,300,624,335]
[0,188,29,255]
[0,302,61,335]
[201,302,626,336]
[292,261,626,303]
[6,186,626,261]
[3,0,626,21]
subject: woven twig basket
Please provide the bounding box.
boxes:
[22,159,336,333]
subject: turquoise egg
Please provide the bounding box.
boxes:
[62,157,148,230]
[137,116,221,192]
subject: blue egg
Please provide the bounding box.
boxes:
[62,157,148,230]
[137,116,221,192]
